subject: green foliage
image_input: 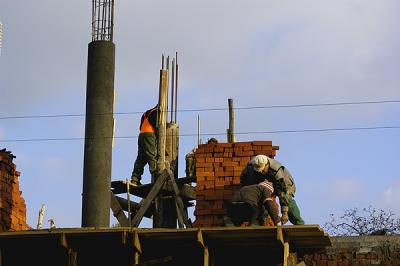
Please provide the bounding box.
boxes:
[324,206,400,236]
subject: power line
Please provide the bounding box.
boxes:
[0,99,399,120]
[1,125,398,143]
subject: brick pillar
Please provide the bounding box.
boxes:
[0,149,30,232]
[193,141,278,227]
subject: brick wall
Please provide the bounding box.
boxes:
[193,141,277,227]
[0,149,30,232]
[302,236,400,266]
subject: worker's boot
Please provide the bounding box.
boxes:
[130,176,142,187]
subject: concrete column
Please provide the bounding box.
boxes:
[81,40,115,227]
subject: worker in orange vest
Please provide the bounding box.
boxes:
[130,105,158,186]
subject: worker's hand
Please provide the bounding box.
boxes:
[281,212,289,224]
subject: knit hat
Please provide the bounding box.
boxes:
[251,155,269,172]
[259,180,274,194]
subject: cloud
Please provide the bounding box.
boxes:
[329,178,364,199]
[383,182,400,212]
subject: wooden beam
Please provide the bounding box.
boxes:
[131,170,169,227]
[114,195,154,219]
[135,256,173,266]
[60,233,78,266]
[110,191,129,227]
[168,173,192,228]
[196,230,209,266]
[227,98,235,143]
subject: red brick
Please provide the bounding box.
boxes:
[196,157,205,163]
[234,151,254,157]
[254,150,274,156]
[222,161,238,167]
[252,141,272,146]
[214,147,224,152]
[195,153,213,158]
[214,143,233,148]
[205,157,214,163]
[214,158,223,163]
[224,166,234,172]
[234,142,252,147]
[205,181,215,189]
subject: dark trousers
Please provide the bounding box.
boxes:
[287,196,304,225]
[131,132,157,182]
[227,202,260,226]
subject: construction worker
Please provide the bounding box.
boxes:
[185,138,218,177]
[130,105,158,186]
[227,180,279,226]
[240,155,305,225]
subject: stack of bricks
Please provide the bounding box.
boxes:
[0,149,30,232]
[193,141,277,227]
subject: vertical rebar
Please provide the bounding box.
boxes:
[92,0,114,42]
[174,52,178,123]
[197,113,200,147]
[171,59,175,122]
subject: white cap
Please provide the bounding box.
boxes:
[250,155,270,172]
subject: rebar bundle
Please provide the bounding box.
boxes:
[92,0,114,41]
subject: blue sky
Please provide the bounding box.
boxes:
[1,0,399,229]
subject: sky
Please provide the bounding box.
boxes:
[0,0,399,229]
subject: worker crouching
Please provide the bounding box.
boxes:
[227,180,279,226]
[240,155,305,225]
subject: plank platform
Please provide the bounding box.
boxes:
[0,225,330,266]
[111,176,196,200]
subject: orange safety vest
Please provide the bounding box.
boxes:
[140,108,157,133]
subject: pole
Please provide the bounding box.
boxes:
[174,52,178,123]
[82,0,115,228]
[227,98,235,143]
[81,41,115,227]
[154,58,169,228]
[171,59,175,122]
[197,113,201,147]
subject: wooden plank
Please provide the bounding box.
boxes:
[110,192,130,227]
[131,170,169,227]
[114,195,154,219]
[135,256,173,266]
[168,173,192,228]
[204,245,209,266]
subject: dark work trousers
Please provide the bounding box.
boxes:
[131,132,157,182]
[227,202,260,226]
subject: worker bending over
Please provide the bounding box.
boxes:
[227,180,279,226]
[130,105,158,186]
[240,155,304,225]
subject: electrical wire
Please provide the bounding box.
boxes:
[0,100,399,120]
[1,125,398,142]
